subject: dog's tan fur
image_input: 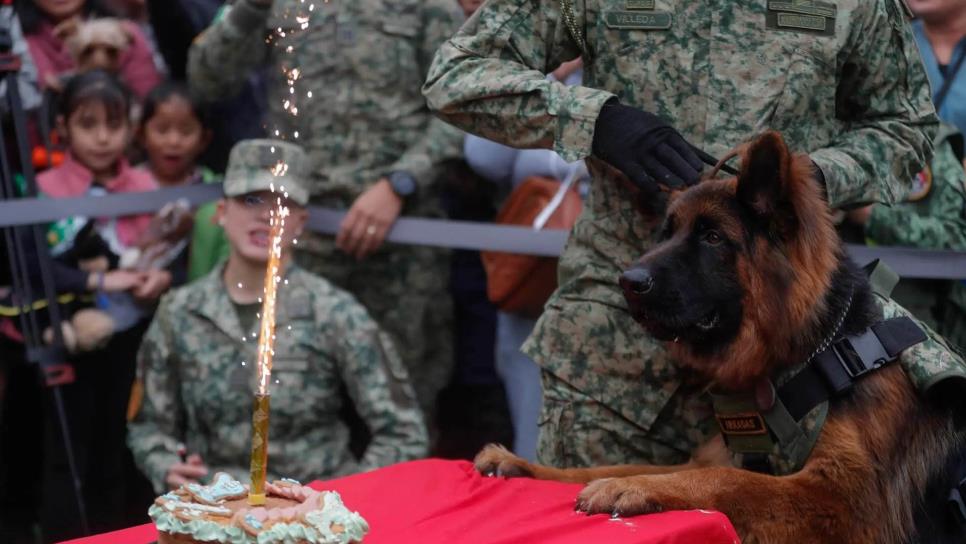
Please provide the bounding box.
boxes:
[475,132,963,543]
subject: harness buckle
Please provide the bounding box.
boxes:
[831,330,891,381]
[950,475,966,527]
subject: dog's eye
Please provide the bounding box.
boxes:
[702,230,723,245]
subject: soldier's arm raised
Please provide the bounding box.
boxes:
[127,296,189,494]
[809,0,939,209]
[422,0,615,162]
[187,0,271,102]
[333,299,429,469]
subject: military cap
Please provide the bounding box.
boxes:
[224,139,310,205]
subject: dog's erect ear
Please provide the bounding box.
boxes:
[736,131,792,218]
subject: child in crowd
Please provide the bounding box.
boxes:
[17,0,161,98]
[137,81,228,284]
[32,69,164,540]
[129,139,428,493]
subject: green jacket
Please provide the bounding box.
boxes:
[128,265,428,493]
[423,0,939,439]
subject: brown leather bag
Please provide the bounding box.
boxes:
[481,175,582,318]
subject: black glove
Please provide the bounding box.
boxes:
[592,100,711,195]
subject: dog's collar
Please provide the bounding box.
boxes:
[802,283,854,371]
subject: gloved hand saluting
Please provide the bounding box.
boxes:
[592,99,715,196]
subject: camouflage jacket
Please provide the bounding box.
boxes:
[187,0,464,210]
[866,125,966,252]
[128,265,428,494]
[424,0,940,434]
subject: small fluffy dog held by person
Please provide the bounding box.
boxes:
[475,132,966,543]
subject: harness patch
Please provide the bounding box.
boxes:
[716,412,768,436]
[603,11,672,30]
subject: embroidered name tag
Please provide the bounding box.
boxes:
[604,11,671,30]
[716,412,768,436]
[768,1,836,18]
[625,0,655,9]
[777,13,826,31]
[766,0,836,36]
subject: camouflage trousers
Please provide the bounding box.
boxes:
[536,369,718,468]
[296,233,454,421]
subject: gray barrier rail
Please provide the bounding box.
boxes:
[1,183,964,280]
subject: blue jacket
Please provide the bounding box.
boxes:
[913,20,966,150]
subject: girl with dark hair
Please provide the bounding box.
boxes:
[137,80,229,283]
[17,0,162,98]
[24,70,165,541]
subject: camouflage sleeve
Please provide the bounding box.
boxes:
[127,296,186,494]
[387,0,464,190]
[865,136,966,251]
[809,0,939,208]
[333,297,428,470]
[423,0,615,162]
[186,0,271,102]
[878,293,966,393]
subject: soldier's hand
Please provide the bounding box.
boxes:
[336,179,403,261]
[165,454,208,490]
[592,100,710,198]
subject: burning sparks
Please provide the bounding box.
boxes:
[253,205,289,396]
[249,0,314,507]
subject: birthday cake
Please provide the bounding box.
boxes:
[150,473,368,544]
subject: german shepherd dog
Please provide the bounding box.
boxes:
[475,132,966,543]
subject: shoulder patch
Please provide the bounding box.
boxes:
[906,166,932,202]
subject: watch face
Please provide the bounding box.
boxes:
[390,171,416,196]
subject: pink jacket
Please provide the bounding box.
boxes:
[25,19,162,99]
[38,154,157,247]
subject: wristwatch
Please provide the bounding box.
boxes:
[387,171,417,198]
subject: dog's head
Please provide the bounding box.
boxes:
[62,18,132,73]
[620,131,840,389]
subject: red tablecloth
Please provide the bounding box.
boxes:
[62,459,739,544]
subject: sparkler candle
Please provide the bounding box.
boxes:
[248,198,290,506]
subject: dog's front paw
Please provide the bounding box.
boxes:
[576,476,689,517]
[473,444,534,479]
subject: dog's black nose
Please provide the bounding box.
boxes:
[620,266,654,296]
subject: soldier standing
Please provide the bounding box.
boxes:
[128,140,427,492]
[424,0,939,467]
[186,0,464,423]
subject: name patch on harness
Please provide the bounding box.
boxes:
[716,412,768,436]
[604,11,672,30]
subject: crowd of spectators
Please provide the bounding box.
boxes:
[0,0,962,542]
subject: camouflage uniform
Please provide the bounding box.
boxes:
[424,0,939,466]
[129,139,428,493]
[862,125,966,351]
[186,0,465,418]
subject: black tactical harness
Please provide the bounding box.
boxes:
[777,316,927,422]
[711,261,928,476]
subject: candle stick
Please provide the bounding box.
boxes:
[248,199,288,506]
